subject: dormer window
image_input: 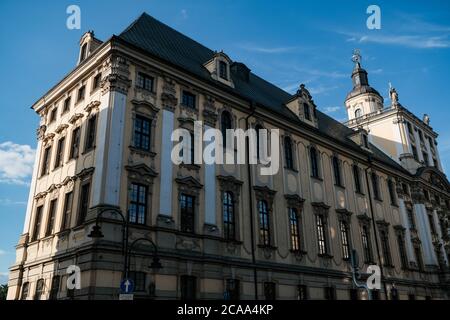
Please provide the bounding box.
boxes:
[80,43,87,63]
[362,134,369,149]
[219,61,228,80]
[303,103,311,121]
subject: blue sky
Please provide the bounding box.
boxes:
[1,0,450,283]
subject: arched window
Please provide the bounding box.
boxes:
[303,103,311,121]
[289,208,301,251]
[221,111,232,151]
[353,164,362,193]
[223,191,235,240]
[332,156,342,186]
[34,279,45,300]
[355,108,362,118]
[284,136,294,169]
[21,282,29,300]
[310,147,319,178]
[371,172,380,200]
[258,200,270,246]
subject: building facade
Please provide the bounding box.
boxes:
[7,13,450,300]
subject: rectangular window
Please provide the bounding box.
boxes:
[70,127,81,159]
[332,156,342,186]
[180,194,195,233]
[324,287,336,300]
[40,146,52,177]
[428,211,436,234]
[380,230,392,266]
[406,122,413,135]
[398,234,408,269]
[339,220,351,260]
[316,215,328,255]
[63,97,71,113]
[129,183,148,225]
[415,246,424,271]
[45,199,58,237]
[77,85,85,102]
[402,183,409,196]
[137,72,154,91]
[289,208,301,251]
[353,165,362,193]
[54,137,65,169]
[219,61,228,79]
[428,137,434,150]
[303,103,311,121]
[223,191,235,240]
[297,285,307,300]
[61,192,73,231]
[361,225,372,263]
[49,108,57,123]
[422,152,429,166]
[182,91,196,109]
[77,182,90,225]
[180,275,196,300]
[371,172,381,200]
[133,116,151,151]
[418,130,424,142]
[49,276,60,300]
[225,279,240,300]
[85,115,97,151]
[258,200,271,246]
[411,145,418,161]
[92,73,102,91]
[407,209,416,229]
[350,288,359,300]
[388,179,397,206]
[264,282,276,300]
[31,206,43,241]
[128,271,146,292]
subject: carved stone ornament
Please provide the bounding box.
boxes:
[36,125,47,140]
[202,95,217,127]
[55,124,69,134]
[160,77,178,111]
[101,56,131,95]
[68,113,84,125]
[84,100,101,115]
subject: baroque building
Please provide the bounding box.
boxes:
[7,13,450,300]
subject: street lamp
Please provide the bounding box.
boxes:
[87,208,162,281]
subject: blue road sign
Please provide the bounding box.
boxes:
[120,278,135,294]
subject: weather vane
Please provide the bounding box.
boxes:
[351,49,361,64]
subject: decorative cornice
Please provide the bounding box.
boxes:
[84,100,101,115]
[284,194,305,208]
[68,113,84,125]
[175,176,203,189]
[55,124,69,134]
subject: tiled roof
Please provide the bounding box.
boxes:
[118,13,407,173]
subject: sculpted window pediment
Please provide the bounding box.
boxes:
[68,113,84,125]
[55,124,69,134]
[284,194,305,209]
[175,176,203,190]
[125,164,158,182]
[84,100,101,115]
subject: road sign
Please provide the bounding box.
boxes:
[119,294,134,301]
[120,278,135,294]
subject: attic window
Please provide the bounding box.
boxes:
[362,134,369,148]
[219,61,228,80]
[303,103,311,121]
[80,43,87,63]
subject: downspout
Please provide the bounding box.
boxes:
[364,155,389,300]
[245,101,258,300]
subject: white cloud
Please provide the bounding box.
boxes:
[181,9,188,19]
[0,141,35,186]
[239,44,298,54]
[308,85,339,95]
[323,106,341,113]
[0,250,7,255]
[0,198,27,206]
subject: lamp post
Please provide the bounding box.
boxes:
[87,208,162,287]
[350,249,372,300]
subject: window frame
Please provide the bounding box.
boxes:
[54,137,65,169]
[181,90,196,109]
[258,200,271,247]
[284,136,294,170]
[223,191,235,240]
[136,72,155,92]
[69,127,81,159]
[84,114,97,152]
[180,193,195,233]
[45,198,58,237]
[128,183,148,225]
[77,181,91,226]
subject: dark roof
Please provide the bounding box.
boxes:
[118,13,407,173]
